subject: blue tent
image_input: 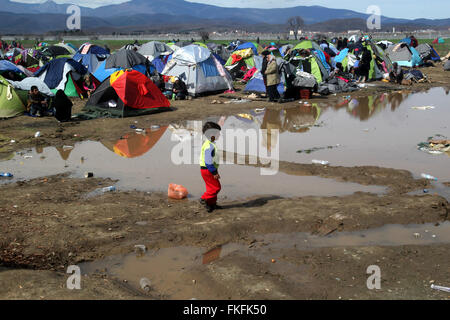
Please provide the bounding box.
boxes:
[400,37,412,46]
[93,60,152,82]
[0,60,24,74]
[335,48,349,63]
[34,58,87,89]
[235,42,258,55]
[73,44,110,73]
[244,71,284,95]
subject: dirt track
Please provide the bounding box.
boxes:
[0,63,449,300]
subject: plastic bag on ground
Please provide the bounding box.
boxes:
[168,183,188,200]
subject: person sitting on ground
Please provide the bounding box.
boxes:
[172,78,188,100]
[27,86,51,117]
[82,74,96,99]
[389,62,404,84]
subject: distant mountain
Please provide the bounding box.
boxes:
[0,0,448,26]
[0,0,448,34]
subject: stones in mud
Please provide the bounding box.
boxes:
[314,213,346,236]
[140,278,151,292]
[134,245,146,254]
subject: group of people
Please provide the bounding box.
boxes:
[0,40,25,51]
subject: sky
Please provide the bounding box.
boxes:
[11,0,450,19]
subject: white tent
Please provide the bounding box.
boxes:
[7,77,55,97]
[162,45,232,96]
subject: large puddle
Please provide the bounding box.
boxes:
[1,87,449,199]
[80,221,450,299]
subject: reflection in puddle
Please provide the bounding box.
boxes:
[80,222,450,299]
[1,87,449,198]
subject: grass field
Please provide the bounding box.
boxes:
[15,38,450,56]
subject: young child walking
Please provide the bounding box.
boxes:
[199,122,222,213]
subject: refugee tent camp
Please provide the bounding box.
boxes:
[162,44,233,96]
[84,69,170,117]
[73,43,110,73]
[0,74,25,118]
[386,42,423,67]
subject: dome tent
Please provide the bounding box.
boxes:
[34,58,95,97]
[73,43,110,73]
[0,75,25,118]
[162,45,233,96]
[84,69,170,118]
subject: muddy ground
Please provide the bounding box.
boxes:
[0,64,449,300]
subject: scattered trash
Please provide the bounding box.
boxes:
[432,235,437,238]
[312,160,329,165]
[151,125,160,130]
[63,146,74,151]
[140,278,151,292]
[413,233,421,238]
[421,173,438,181]
[134,244,146,254]
[297,145,340,154]
[423,189,429,193]
[430,284,450,293]
[271,259,276,263]
[0,172,13,178]
[224,99,251,104]
[34,131,41,138]
[102,186,116,193]
[168,183,188,200]
[211,100,223,104]
[412,106,435,110]
[135,128,145,133]
[84,172,94,178]
[418,138,450,155]
[24,155,33,159]
[10,140,15,143]
[246,93,258,99]
[130,124,137,129]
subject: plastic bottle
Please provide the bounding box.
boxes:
[431,284,450,293]
[34,131,41,138]
[140,278,151,292]
[421,173,438,181]
[312,160,330,165]
[102,186,116,193]
[0,172,13,178]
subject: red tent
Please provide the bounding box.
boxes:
[110,70,170,109]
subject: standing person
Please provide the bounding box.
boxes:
[264,54,281,102]
[104,44,110,54]
[260,50,270,94]
[53,89,73,122]
[357,47,372,83]
[199,122,222,213]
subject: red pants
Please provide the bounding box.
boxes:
[201,169,221,206]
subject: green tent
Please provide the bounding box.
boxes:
[294,40,322,52]
[50,73,79,97]
[0,75,25,118]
